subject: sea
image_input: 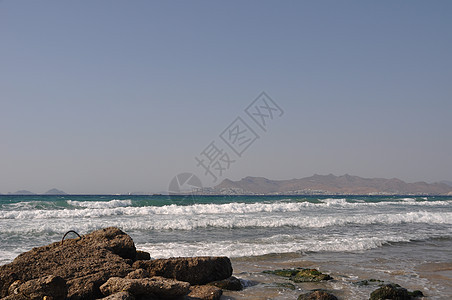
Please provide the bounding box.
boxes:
[1,194,451,299]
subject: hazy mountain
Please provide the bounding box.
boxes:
[9,190,36,195]
[213,174,452,195]
[44,188,67,195]
[440,180,452,187]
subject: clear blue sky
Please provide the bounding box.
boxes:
[1,1,451,194]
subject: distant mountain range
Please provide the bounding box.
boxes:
[209,174,452,195]
[2,177,452,195]
[8,190,36,195]
[44,188,67,195]
[440,180,452,187]
[6,188,67,195]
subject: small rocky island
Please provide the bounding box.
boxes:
[0,227,425,300]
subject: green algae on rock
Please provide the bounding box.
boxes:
[263,268,333,282]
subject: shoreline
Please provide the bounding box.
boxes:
[224,244,452,300]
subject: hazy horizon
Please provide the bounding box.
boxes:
[1,1,451,194]
[1,173,451,196]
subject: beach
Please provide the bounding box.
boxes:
[1,195,451,299]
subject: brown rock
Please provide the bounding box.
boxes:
[186,285,222,300]
[298,290,338,300]
[207,276,243,291]
[126,268,150,279]
[136,250,151,261]
[3,275,67,300]
[100,276,190,298]
[133,257,232,285]
[7,280,21,296]
[0,227,135,299]
[100,291,136,300]
[369,284,410,300]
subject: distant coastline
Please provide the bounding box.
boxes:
[2,174,452,196]
[202,174,452,196]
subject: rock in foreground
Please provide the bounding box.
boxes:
[298,290,338,300]
[0,227,135,299]
[0,227,237,300]
[207,276,243,291]
[100,291,135,300]
[370,283,424,300]
[133,257,233,285]
[186,285,222,300]
[100,276,190,298]
[2,275,67,300]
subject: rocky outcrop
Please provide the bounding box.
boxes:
[370,284,410,300]
[0,227,241,300]
[100,276,190,299]
[135,250,151,261]
[100,291,135,300]
[2,275,67,300]
[186,285,222,300]
[0,227,135,299]
[133,257,233,285]
[126,269,149,279]
[298,290,338,300]
[207,276,243,291]
[369,283,424,300]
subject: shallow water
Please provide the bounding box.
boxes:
[227,239,452,299]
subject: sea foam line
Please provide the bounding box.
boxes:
[1,211,451,233]
[67,199,132,208]
[1,199,452,219]
[136,233,421,258]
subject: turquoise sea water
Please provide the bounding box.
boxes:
[1,194,452,298]
[1,194,451,264]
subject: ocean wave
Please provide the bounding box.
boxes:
[318,198,348,205]
[0,249,23,265]
[400,197,416,202]
[118,211,452,230]
[0,232,435,264]
[67,199,133,209]
[1,211,451,233]
[1,200,62,210]
[1,199,452,220]
[135,233,421,258]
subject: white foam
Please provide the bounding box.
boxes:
[0,249,28,265]
[135,233,417,258]
[400,197,416,202]
[1,200,451,220]
[1,210,451,233]
[67,199,132,208]
[318,198,348,205]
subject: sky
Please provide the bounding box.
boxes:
[1,1,451,194]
